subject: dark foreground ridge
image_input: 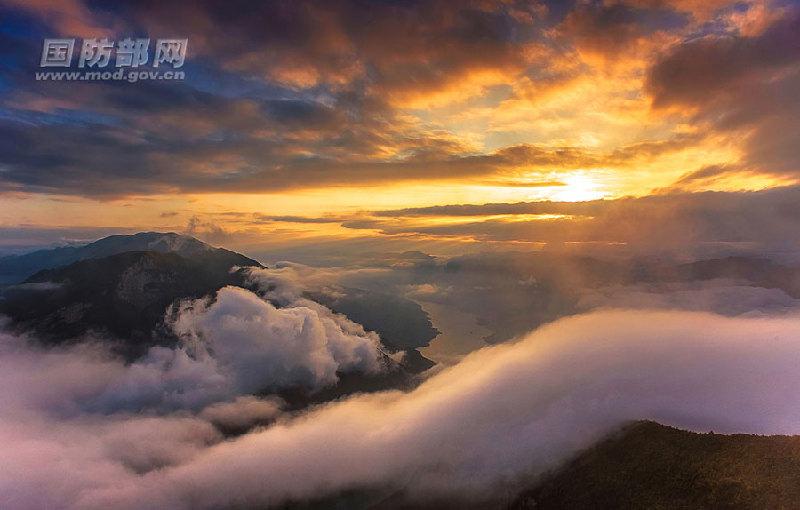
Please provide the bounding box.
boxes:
[511,421,800,510]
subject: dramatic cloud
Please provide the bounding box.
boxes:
[0,281,388,416]
[6,310,800,508]
[0,0,756,199]
[647,5,800,177]
[0,277,392,507]
[0,0,544,196]
[171,285,386,393]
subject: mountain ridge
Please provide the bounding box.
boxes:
[1,249,260,358]
[0,231,262,284]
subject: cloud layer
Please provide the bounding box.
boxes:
[342,185,800,258]
[5,309,800,508]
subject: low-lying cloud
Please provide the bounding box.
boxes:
[5,309,800,508]
[578,280,800,317]
[171,285,386,393]
[58,284,388,416]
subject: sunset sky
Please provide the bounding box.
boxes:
[1,0,799,257]
[6,4,800,507]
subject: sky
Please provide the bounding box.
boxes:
[1,0,799,256]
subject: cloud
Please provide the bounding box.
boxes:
[265,245,800,349]
[0,280,389,416]
[577,280,800,316]
[374,198,606,218]
[5,309,800,508]
[184,216,233,246]
[0,112,642,196]
[254,215,344,224]
[1,0,541,196]
[198,396,284,431]
[170,286,386,393]
[243,262,386,300]
[358,185,800,258]
[85,346,230,413]
[0,328,228,508]
[668,163,743,187]
[0,0,717,198]
[647,8,800,108]
[0,278,391,506]
[2,0,116,37]
[646,6,800,177]
[559,1,689,59]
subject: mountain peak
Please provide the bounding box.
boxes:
[0,232,260,284]
[84,232,215,258]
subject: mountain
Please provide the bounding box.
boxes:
[0,246,262,359]
[0,232,260,284]
[511,421,800,510]
[0,232,433,399]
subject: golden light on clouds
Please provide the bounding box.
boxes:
[1,0,797,254]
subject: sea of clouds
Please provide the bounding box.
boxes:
[4,302,800,508]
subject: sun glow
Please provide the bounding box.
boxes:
[551,173,605,202]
